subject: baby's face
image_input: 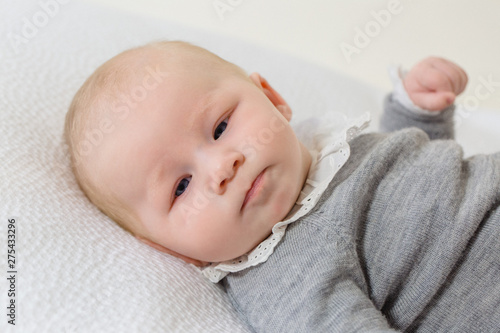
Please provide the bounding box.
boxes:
[96,60,311,262]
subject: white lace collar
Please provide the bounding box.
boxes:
[202,112,370,283]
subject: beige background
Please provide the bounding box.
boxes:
[82,0,500,112]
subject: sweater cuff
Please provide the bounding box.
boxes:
[389,65,441,117]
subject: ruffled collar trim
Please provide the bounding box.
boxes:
[202,112,370,282]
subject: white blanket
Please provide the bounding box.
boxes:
[1,1,499,332]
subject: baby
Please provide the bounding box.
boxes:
[65,41,500,332]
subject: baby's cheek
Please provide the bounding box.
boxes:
[272,190,294,221]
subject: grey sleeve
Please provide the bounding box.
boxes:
[380,93,455,140]
[352,131,500,331]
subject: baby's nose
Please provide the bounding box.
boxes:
[210,154,244,195]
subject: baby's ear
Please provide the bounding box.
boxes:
[136,236,209,267]
[249,72,292,121]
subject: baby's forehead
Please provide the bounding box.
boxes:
[114,43,211,71]
[102,48,201,96]
[104,42,247,97]
[93,43,248,139]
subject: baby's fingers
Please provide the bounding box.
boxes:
[410,90,456,111]
[417,64,456,93]
[427,57,468,95]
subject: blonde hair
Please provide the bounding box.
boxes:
[64,45,141,234]
[64,40,247,235]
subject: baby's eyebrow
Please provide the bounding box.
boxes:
[185,91,217,131]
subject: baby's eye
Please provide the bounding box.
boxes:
[175,177,191,197]
[214,118,228,140]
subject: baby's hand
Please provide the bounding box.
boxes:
[404,57,468,111]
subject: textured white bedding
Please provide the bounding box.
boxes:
[1,1,499,332]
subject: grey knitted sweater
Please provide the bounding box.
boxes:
[223,94,500,332]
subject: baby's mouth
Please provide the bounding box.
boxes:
[241,168,267,211]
